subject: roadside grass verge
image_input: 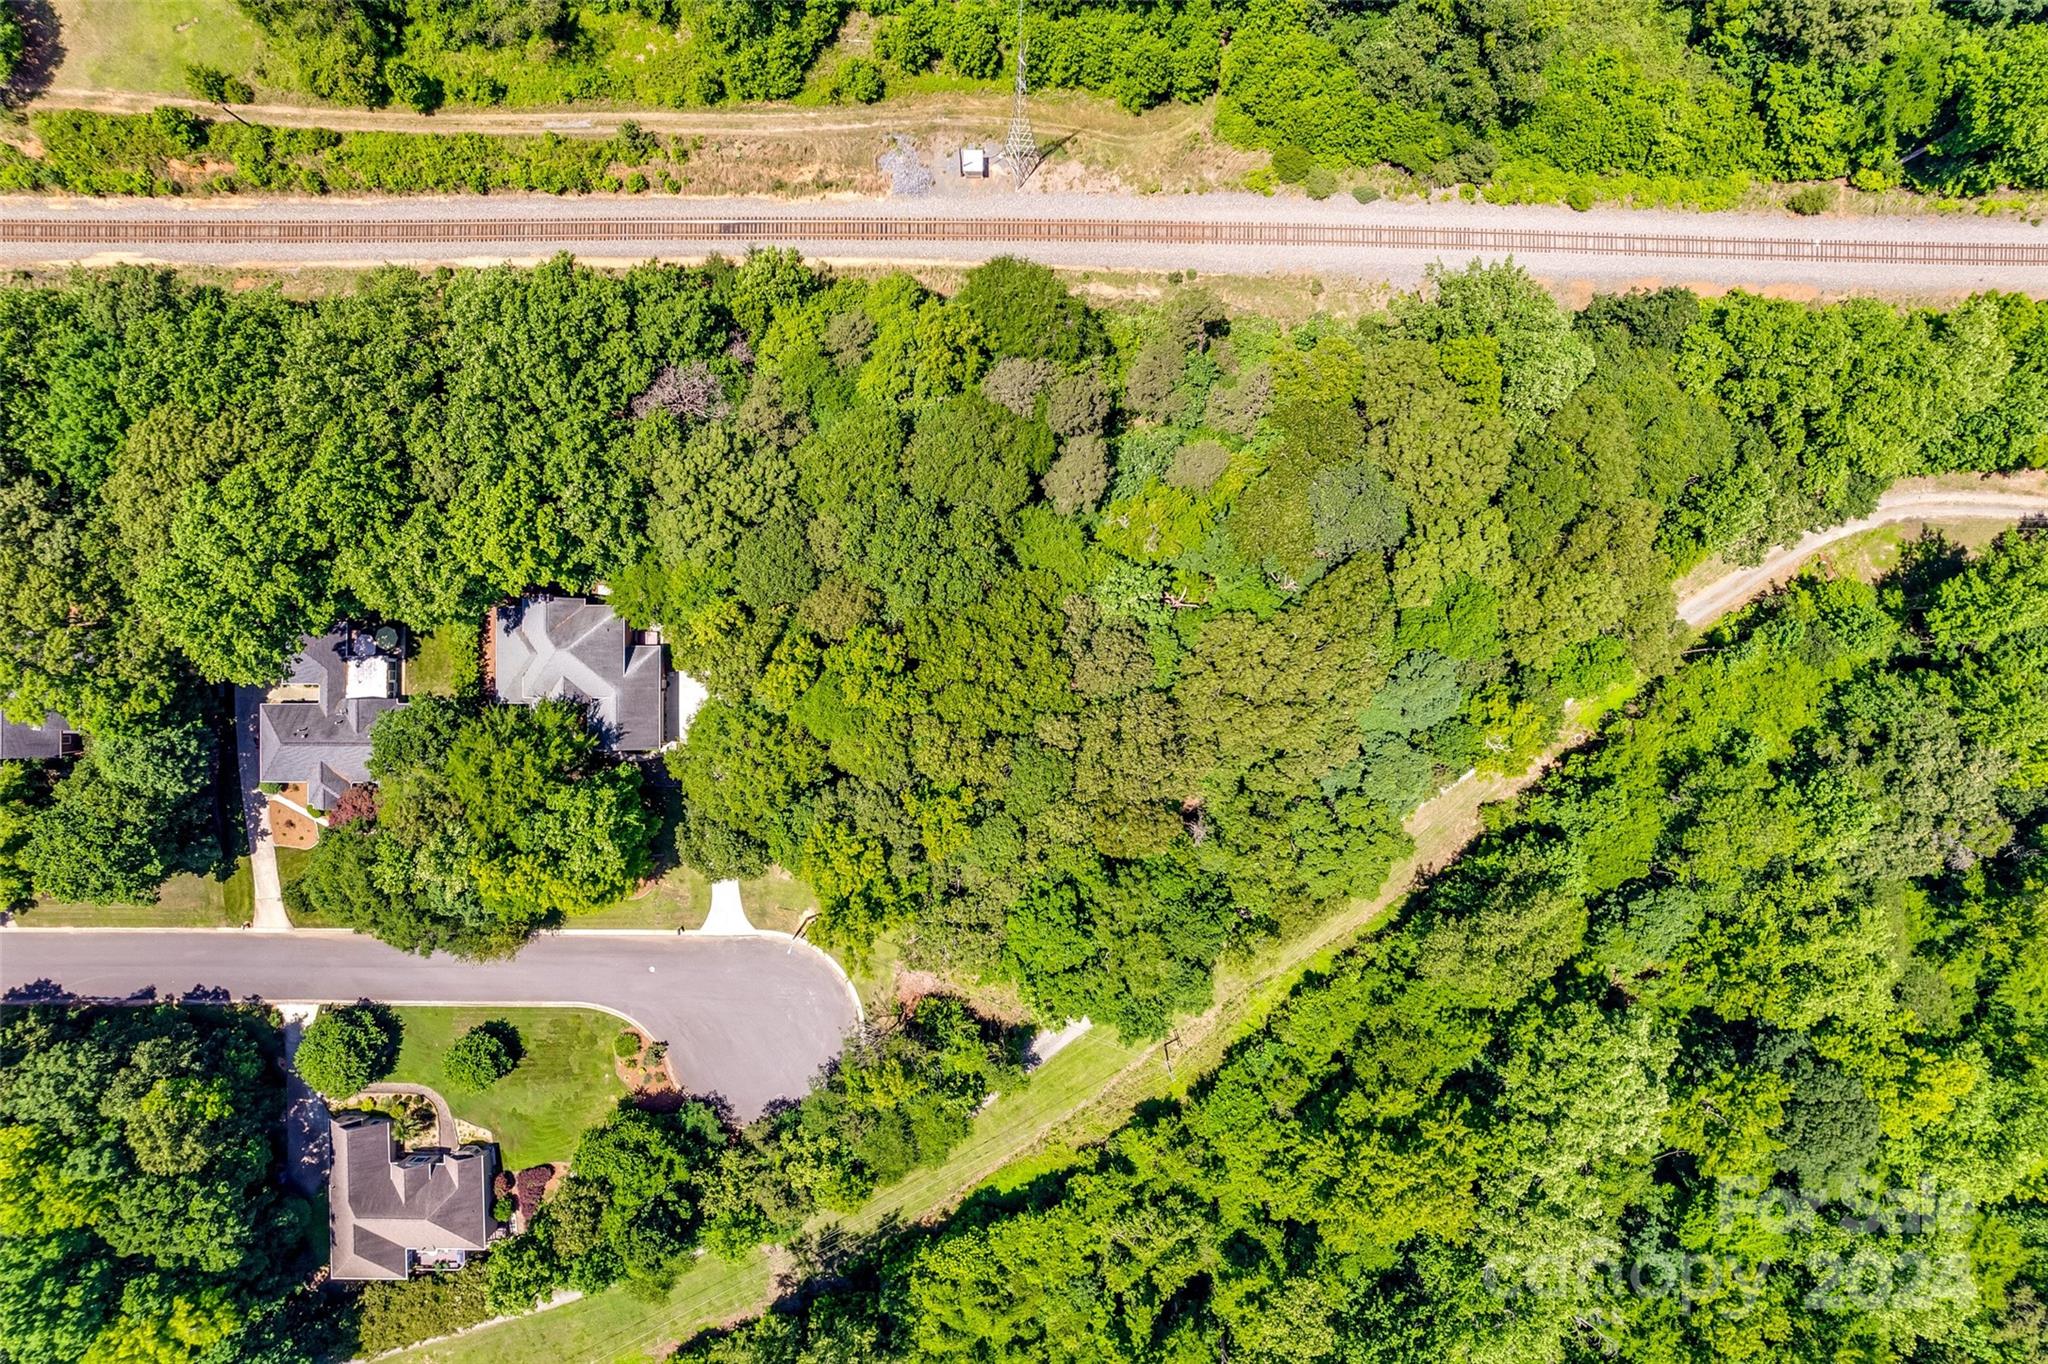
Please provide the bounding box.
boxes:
[21,858,253,928]
[571,865,818,935]
[385,1006,630,1170]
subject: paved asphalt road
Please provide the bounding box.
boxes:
[5,192,2047,293]
[0,929,860,1121]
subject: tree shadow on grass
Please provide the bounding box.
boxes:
[3,0,63,110]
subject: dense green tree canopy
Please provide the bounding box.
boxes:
[4,256,2045,996]
[0,1006,318,1364]
[286,697,656,954]
[5,253,2048,1364]
[672,533,2048,1364]
[8,0,2048,203]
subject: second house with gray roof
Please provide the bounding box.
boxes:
[491,593,698,752]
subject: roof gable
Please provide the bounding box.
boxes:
[328,1115,491,1282]
[494,595,678,751]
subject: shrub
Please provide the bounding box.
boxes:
[493,1194,517,1221]
[13,110,651,197]
[1271,145,1314,184]
[185,64,254,105]
[354,1261,493,1355]
[614,120,658,161]
[295,1004,401,1097]
[614,1029,643,1060]
[1788,184,1836,215]
[833,58,886,105]
[444,1019,521,1090]
[513,1163,554,1217]
[151,106,207,153]
[1304,166,1338,199]
[328,784,378,828]
[1352,186,1381,204]
[385,63,445,115]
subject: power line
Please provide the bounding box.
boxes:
[1001,0,1038,186]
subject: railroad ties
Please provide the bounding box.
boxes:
[3,215,2047,266]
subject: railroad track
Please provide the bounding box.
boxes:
[3,215,2046,264]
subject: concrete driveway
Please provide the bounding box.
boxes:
[0,930,860,1121]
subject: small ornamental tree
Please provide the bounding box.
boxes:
[444,1019,522,1090]
[295,1003,402,1096]
[328,782,379,828]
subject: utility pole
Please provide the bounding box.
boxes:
[1002,0,1038,186]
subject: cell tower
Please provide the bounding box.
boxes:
[1002,0,1038,185]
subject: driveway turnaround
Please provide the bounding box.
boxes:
[0,930,860,1121]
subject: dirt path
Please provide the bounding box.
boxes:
[1676,480,2048,626]
[29,84,1138,141]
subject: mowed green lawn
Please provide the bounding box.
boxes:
[386,1006,630,1170]
[48,0,268,97]
[572,863,820,934]
[25,859,253,927]
[403,622,478,698]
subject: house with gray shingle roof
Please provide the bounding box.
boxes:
[328,1112,492,1281]
[0,711,79,761]
[492,594,694,752]
[258,627,406,810]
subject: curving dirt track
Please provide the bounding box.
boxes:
[1676,484,2048,627]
